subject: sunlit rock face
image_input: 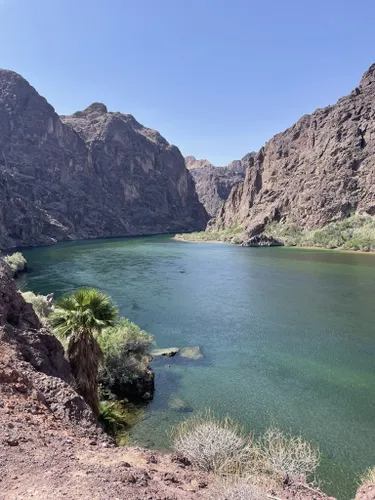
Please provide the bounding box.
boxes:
[0,70,208,249]
[214,64,375,234]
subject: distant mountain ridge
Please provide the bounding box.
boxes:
[213,63,375,234]
[0,70,208,250]
[186,153,255,217]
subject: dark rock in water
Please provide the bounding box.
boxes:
[151,347,180,357]
[242,234,284,247]
[186,154,255,217]
[213,63,375,234]
[0,70,208,250]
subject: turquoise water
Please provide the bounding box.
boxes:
[18,237,375,499]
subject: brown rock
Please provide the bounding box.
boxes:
[186,154,254,217]
[0,70,208,250]
[214,63,375,233]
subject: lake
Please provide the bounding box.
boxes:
[18,236,375,499]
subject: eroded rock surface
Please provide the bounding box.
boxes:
[0,70,208,250]
[186,154,254,217]
[214,64,375,233]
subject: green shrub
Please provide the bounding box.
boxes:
[265,215,375,251]
[98,318,154,399]
[21,291,51,324]
[4,252,27,276]
[99,399,142,442]
[175,226,244,243]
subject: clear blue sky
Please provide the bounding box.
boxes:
[1,0,375,165]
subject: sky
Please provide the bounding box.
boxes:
[1,0,375,165]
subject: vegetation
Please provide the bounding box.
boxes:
[265,215,375,251]
[208,479,265,500]
[172,411,320,490]
[4,252,27,276]
[174,226,243,243]
[360,466,375,486]
[50,287,118,417]
[98,318,154,400]
[21,291,51,325]
[171,409,253,474]
[260,426,320,479]
[98,400,143,444]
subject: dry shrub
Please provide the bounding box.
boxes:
[360,467,375,485]
[21,291,51,324]
[171,410,252,474]
[209,477,266,500]
[260,427,319,478]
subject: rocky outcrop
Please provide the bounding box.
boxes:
[186,154,254,217]
[214,64,375,233]
[0,70,208,250]
[242,234,283,247]
[0,260,104,433]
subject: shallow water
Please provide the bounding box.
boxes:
[18,236,375,499]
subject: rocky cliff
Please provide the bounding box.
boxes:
[214,64,375,234]
[186,154,254,217]
[0,70,208,250]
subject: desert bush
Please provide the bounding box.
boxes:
[209,478,266,500]
[171,409,252,474]
[265,215,375,251]
[260,427,319,479]
[21,291,51,324]
[4,252,27,276]
[98,318,154,399]
[360,467,375,485]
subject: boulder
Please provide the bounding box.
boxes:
[242,234,284,247]
[180,346,203,360]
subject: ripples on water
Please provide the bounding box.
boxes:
[19,236,375,500]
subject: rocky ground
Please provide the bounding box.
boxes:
[1,262,373,499]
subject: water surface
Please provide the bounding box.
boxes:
[19,237,375,499]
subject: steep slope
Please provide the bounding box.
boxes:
[186,154,254,217]
[0,70,208,250]
[214,64,375,234]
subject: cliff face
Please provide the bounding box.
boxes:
[214,64,375,233]
[186,154,254,217]
[0,70,208,250]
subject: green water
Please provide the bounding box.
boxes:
[18,237,375,499]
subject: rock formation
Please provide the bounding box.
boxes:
[186,154,254,217]
[214,64,375,234]
[0,70,208,250]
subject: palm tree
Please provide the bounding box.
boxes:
[50,287,118,417]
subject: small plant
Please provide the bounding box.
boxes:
[360,467,375,486]
[98,399,143,444]
[171,409,252,474]
[21,291,51,324]
[260,427,320,479]
[4,252,27,276]
[209,478,266,500]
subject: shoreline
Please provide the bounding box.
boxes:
[173,235,375,255]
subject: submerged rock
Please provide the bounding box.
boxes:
[180,346,203,360]
[169,395,193,412]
